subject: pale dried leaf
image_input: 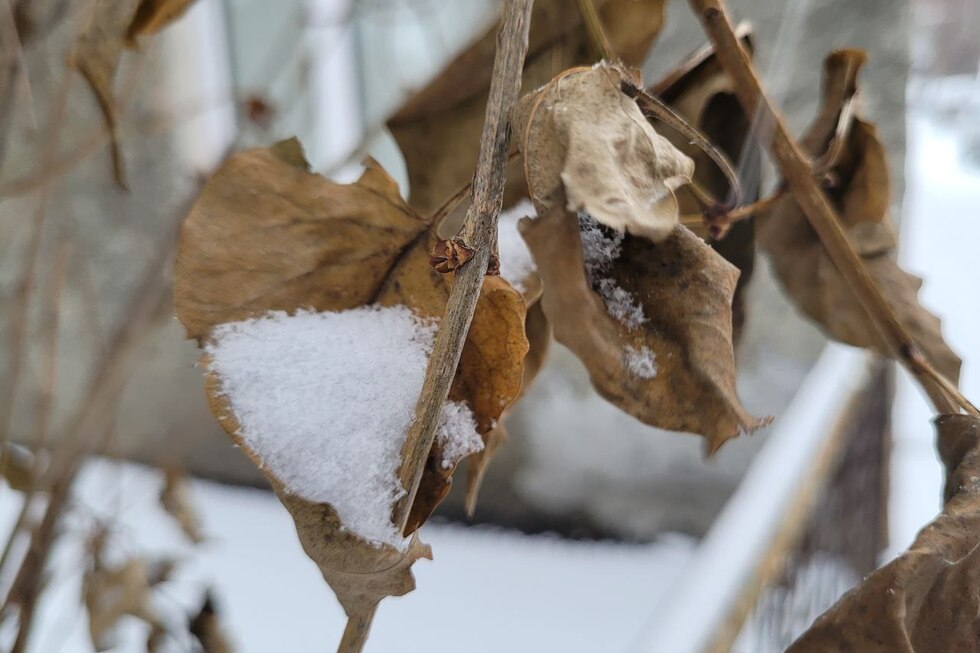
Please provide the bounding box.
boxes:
[521,196,767,452]
[758,50,961,384]
[388,0,667,214]
[515,64,694,243]
[790,414,980,652]
[175,145,429,342]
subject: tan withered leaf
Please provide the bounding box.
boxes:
[521,195,767,453]
[388,0,667,214]
[175,142,429,342]
[650,26,759,341]
[160,466,205,544]
[514,64,695,243]
[203,378,432,629]
[376,234,529,529]
[176,140,528,616]
[72,0,199,187]
[758,50,962,385]
[790,414,980,652]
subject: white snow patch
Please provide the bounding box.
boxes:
[578,212,647,328]
[496,199,537,292]
[206,306,480,547]
[625,345,657,379]
[436,401,483,469]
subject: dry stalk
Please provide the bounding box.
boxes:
[390,0,534,534]
[688,0,977,416]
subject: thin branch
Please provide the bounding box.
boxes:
[687,0,976,416]
[575,0,612,60]
[391,0,534,532]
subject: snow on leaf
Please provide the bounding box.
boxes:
[520,193,768,453]
[758,50,962,392]
[175,140,529,621]
[514,63,695,243]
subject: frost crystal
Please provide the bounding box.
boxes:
[578,212,647,328]
[624,345,657,379]
[206,306,481,547]
[497,199,537,293]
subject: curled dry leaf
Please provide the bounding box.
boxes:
[758,50,962,385]
[521,194,767,453]
[514,64,695,243]
[650,26,759,340]
[387,0,668,214]
[72,0,199,188]
[376,234,529,530]
[176,140,528,618]
[789,414,980,652]
[160,466,204,544]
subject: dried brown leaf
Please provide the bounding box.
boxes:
[652,28,759,340]
[72,0,199,188]
[376,235,529,528]
[758,50,961,384]
[790,414,980,652]
[177,141,529,617]
[521,196,767,452]
[175,144,429,342]
[160,466,204,544]
[514,64,695,243]
[387,0,667,214]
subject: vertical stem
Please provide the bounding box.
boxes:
[687,0,973,416]
[390,0,535,534]
[337,606,377,653]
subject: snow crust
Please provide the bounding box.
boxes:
[206,306,481,547]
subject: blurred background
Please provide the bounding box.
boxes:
[0,0,977,651]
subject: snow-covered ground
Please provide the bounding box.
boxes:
[887,112,980,558]
[2,459,694,652]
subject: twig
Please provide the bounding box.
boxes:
[575,0,612,60]
[391,0,534,532]
[687,0,976,416]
